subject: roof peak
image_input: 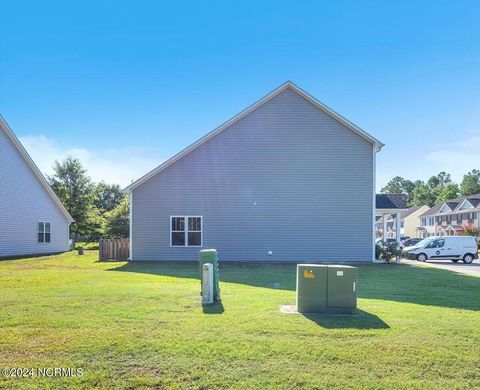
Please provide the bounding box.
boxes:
[0,115,74,222]
[124,82,384,192]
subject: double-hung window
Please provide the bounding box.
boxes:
[170,216,202,247]
[38,222,51,243]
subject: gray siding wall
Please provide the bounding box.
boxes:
[0,128,69,257]
[132,88,374,261]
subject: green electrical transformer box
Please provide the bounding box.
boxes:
[296,264,357,314]
[198,249,221,302]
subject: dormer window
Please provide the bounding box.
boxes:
[458,199,475,210]
[438,203,452,213]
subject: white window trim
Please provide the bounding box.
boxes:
[38,221,51,244]
[170,216,203,248]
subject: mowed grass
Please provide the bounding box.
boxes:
[0,252,479,389]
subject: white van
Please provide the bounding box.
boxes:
[403,236,478,264]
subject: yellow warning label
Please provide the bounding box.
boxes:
[304,269,316,279]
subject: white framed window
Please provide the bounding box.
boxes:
[170,216,202,247]
[38,221,51,243]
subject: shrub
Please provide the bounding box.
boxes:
[377,242,402,263]
[460,224,480,238]
[74,242,99,250]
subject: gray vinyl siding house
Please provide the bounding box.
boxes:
[124,82,383,262]
[0,116,73,258]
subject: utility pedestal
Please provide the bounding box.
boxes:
[198,249,221,303]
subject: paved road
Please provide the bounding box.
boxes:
[402,259,480,277]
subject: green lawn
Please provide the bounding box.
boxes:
[0,252,479,389]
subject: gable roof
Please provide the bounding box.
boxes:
[0,115,74,223]
[420,194,480,217]
[438,202,455,213]
[123,81,384,192]
[458,198,479,209]
[400,205,428,219]
[376,193,408,210]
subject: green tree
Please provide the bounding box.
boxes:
[460,169,480,196]
[381,176,416,201]
[411,181,437,207]
[103,198,130,238]
[47,156,98,238]
[436,183,460,203]
[427,171,452,189]
[94,182,125,213]
[426,171,454,204]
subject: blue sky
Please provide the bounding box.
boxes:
[1,0,479,188]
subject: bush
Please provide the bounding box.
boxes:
[460,224,480,238]
[74,242,99,250]
[377,242,402,263]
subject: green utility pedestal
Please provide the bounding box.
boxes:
[296,264,357,314]
[296,264,328,313]
[326,265,357,314]
[198,249,221,302]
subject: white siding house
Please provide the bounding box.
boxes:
[124,82,384,262]
[0,116,74,258]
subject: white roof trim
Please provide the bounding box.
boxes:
[376,208,408,215]
[0,115,74,222]
[438,203,452,213]
[457,199,474,210]
[439,225,456,232]
[123,81,384,192]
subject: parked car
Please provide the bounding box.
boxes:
[401,238,422,248]
[376,237,407,247]
[376,238,398,246]
[403,236,478,264]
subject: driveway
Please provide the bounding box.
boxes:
[402,259,480,277]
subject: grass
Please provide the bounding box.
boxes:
[0,252,479,389]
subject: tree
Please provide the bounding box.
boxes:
[103,198,129,238]
[436,184,459,203]
[94,182,125,213]
[426,171,455,204]
[48,156,97,237]
[411,181,437,207]
[381,176,416,201]
[460,169,480,196]
[427,171,452,189]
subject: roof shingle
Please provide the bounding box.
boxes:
[420,194,480,217]
[376,194,408,210]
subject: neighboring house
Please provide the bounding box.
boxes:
[376,205,429,238]
[375,194,408,240]
[418,194,480,237]
[123,81,384,262]
[0,116,74,258]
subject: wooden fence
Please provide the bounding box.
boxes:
[99,239,130,261]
